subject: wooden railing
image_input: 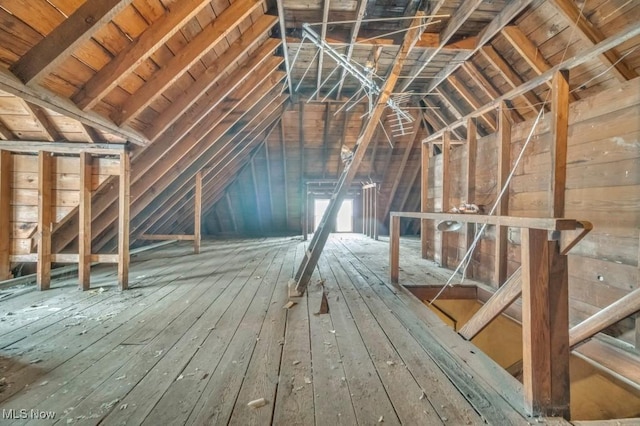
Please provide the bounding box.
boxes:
[389,212,593,419]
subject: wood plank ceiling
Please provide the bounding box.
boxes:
[0,0,638,245]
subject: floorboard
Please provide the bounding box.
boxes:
[0,235,540,425]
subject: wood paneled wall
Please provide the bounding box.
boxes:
[424,77,640,344]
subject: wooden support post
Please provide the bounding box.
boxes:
[550,70,569,217]
[194,171,202,254]
[299,101,305,235]
[373,184,378,240]
[118,151,130,290]
[439,131,451,267]
[79,152,92,290]
[521,228,570,419]
[280,119,290,228]
[0,150,10,280]
[420,141,429,259]
[303,186,308,241]
[464,118,478,278]
[250,158,263,234]
[37,151,53,290]
[390,215,400,284]
[362,188,367,235]
[494,102,511,286]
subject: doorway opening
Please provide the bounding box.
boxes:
[314,198,353,232]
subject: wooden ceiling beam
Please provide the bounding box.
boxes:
[501,25,578,102]
[315,0,331,100]
[423,20,640,143]
[113,0,264,125]
[425,0,535,93]
[10,0,134,85]
[447,75,497,131]
[549,0,637,81]
[146,28,280,141]
[400,0,481,91]
[335,0,367,99]
[72,0,213,110]
[462,61,526,121]
[0,120,16,140]
[0,68,147,145]
[23,102,63,141]
[480,45,543,115]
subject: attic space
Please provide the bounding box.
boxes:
[0,0,639,424]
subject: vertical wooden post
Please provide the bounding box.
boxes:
[37,151,53,290]
[226,192,238,233]
[118,151,130,290]
[390,214,400,284]
[464,119,477,273]
[494,102,511,286]
[420,141,429,259]
[298,101,305,235]
[303,185,308,240]
[0,150,11,280]
[78,152,92,290]
[521,228,570,419]
[373,184,378,240]
[439,131,451,266]
[550,70,569,218]
[194,171,202,254]
[363,188,369,236]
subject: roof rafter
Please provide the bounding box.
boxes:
[548,0,638,81]
[72,0,213,110]
[446,75,497,131]
[335,0,367,99]
[113,0,264,125]
[10,0,135,85]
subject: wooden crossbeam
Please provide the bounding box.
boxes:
[0,68,147,145]
[0,141,125,155]
[10,0,134,85]
[72,0,212,110]
[113,0,263,125]
[19,101,63,141]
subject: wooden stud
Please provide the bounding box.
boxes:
[37,152,53,290]
[439,131,451,267]
[194,171,202,254]
[420,141,429,259]
[10,0,134,85]
[280,118,290,228]
[521,228,570,418]
[494,103,511,287]
[0,150,10,280]
[464,118,477,260]
[550,70,569,218]
[250,158,263,234]
[118,152,130,290]
[79,152,92,290]
[390,215,400,284]
[373,184,378,240]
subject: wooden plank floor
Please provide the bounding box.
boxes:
[0,235,537,425]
